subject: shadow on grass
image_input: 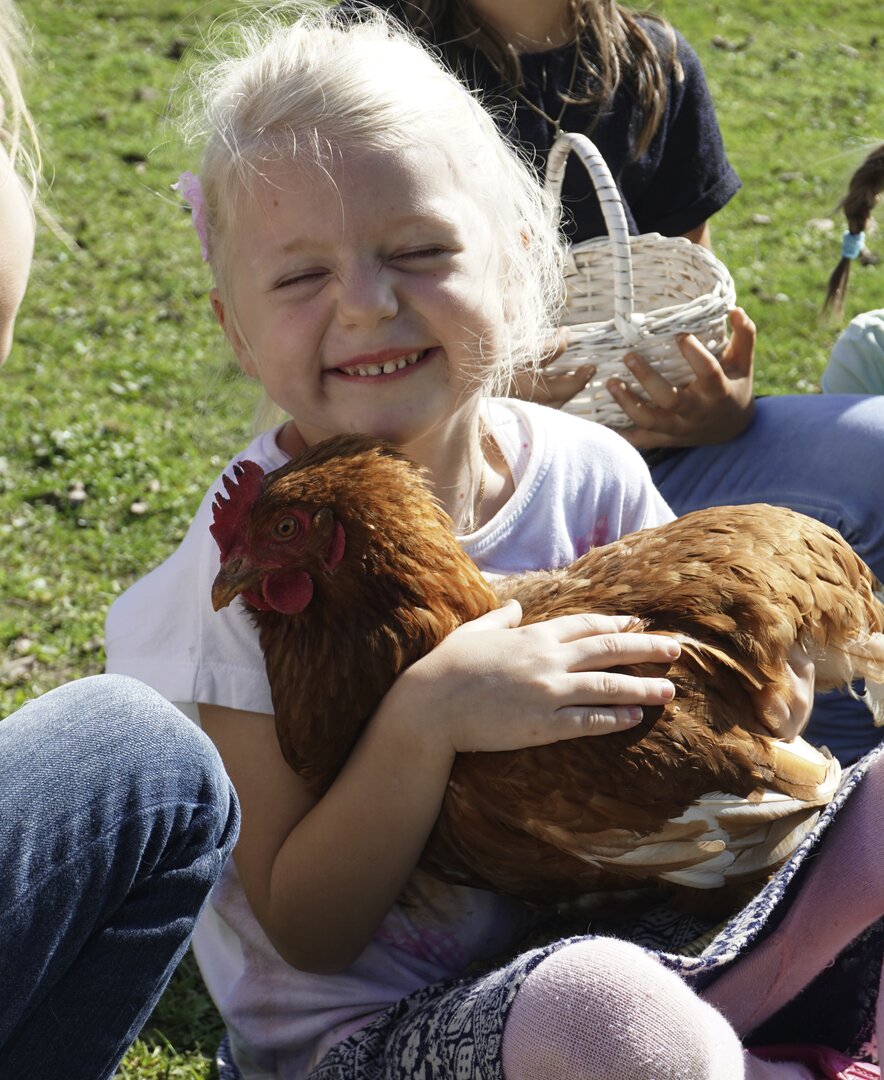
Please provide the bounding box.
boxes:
[116,951,225,1079]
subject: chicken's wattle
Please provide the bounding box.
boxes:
[259,570,314,614]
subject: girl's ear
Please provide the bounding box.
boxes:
[211,287,258,377]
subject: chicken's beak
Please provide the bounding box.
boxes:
[211,560,262,611]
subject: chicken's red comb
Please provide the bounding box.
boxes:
[209,459,266,559]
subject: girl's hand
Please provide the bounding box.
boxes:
[509,328,596,410]
[510,361,597,410]
[606,308,757,451]
[405,600,680,755]
[756,640,816,740]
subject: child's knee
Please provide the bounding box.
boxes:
[502,938,744,1080]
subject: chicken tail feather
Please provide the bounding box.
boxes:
[811,632,884,726]
[843,632,884,725]
[862,679,884,727]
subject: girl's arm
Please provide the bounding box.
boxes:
[199,694,453,975]
[200,604,680,974]
[681,222,711,248]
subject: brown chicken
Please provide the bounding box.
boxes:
[209,433,884,909]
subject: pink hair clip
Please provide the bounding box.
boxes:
[173,171,210,262]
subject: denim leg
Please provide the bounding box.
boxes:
[0,674,240,1080]
[650,394,884,577]
[650,393,884,763]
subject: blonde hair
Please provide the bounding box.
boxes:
[177,3,566,400]
[0,0,39,198]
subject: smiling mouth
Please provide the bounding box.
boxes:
[336,349,430,378]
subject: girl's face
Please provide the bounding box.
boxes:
[0,142,36,365]
[214,143,502,455]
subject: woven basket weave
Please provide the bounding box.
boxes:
[543,131,737,428]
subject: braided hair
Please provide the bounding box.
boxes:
[824,143,884,315]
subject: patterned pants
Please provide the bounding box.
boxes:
[218,744,884,1080]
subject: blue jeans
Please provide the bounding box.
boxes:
[0,674,240,1080]
[651,393,884,764]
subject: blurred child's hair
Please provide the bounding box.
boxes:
[176,3,566,398]
[823,143,884,316]
[370,0,681,158]
[0,0,40,199]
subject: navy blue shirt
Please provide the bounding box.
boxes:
[345,5,741,240]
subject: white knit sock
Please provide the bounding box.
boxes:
[501,938,815,1080]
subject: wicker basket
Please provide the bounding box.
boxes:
[543,131,737,428]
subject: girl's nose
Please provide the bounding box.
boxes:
[337,265,398,327]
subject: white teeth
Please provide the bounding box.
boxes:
[341,350,424,376]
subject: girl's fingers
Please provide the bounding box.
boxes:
[605,377,667,429]
[673,335,722,381]
[542,611,643,642]
[622,354,683,408]
[728,306,756,341]
[511,364,596,409]
[756,640,816,739]
[720,308,756,378]
[554,705,645,737]
[549,670,676,742]
[458,599,523,634]
[606,376,648,413]
[567,670,676,706]
[520,672,675,744]
[563,629,681,670]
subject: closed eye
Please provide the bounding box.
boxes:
[394,247,451,262]
[275,269,329,289]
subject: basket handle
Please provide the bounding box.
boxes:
[546,131,644,344]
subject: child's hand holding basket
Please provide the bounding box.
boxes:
[542,132,740,432]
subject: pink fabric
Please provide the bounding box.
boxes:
[173,171,209,261]
[703,757,884,1040]
[752,1045,880,1079]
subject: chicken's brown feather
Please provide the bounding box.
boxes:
[211,434,884,913]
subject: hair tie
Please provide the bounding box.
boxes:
[173,171,209,262]
[841,230,865,261]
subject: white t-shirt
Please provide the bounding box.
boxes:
[821,308,884,396]
[106,399,673,1079]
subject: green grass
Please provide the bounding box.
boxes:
[663,0,882,384]
[2,0,881,1074]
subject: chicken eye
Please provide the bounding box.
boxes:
[274,516,301,541]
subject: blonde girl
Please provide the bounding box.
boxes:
[107,8,884,1080]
